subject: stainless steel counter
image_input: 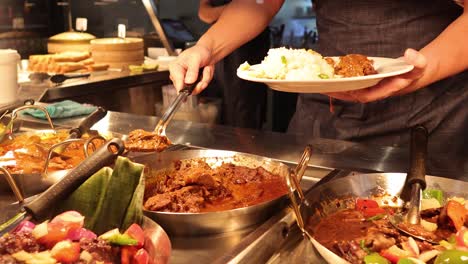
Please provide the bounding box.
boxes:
[84,111,467,180]
[18,70,171,116]
[1,109,467,264]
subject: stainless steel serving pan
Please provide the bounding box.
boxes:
[131,147,311,236]
[0,108,108,196]
[287,173,468,264]
[0,138,171,264]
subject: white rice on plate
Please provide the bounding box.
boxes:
[238,47,335,80]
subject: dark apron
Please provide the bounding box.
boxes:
[289,0,468,159]
[213,27,270,129]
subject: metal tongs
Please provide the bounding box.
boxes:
[126,71,203,152]
[389,126,437,244]
[154,72,203,138]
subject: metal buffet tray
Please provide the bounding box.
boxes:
[154,144,330,264]
[0,119,328,264]
[0,118,360,263]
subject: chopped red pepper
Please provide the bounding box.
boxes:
[356,198,386,217]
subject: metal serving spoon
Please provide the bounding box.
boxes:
[389,126,437,244]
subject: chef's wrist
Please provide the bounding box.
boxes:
[196,36,221,65]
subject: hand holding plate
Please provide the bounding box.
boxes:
[325,48,427,103]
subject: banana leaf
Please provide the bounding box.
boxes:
[57,156,145,234]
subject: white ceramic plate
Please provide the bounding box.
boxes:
[237,57,414,93]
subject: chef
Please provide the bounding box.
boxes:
[169,0,468,160]
[198,0,270,129]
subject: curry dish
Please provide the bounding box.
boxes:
[0,131,103,174]
[311,195,468,264]
[144,160,288,213]
[124,129,171,152]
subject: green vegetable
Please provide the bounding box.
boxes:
[360,240,371,254]
[364,253,390,264]
[105,233,138,246]
[397,258,415,264]
[448,235,457,244]
[92,156,145,234]
[122,165,145,230]
[129,65,144,73]
[318,73,329,79]
[281,55,287,65]
[57,157,145,234]
[55,167,113,228]
[422,189,444,205]
[366,214,385,221]
[439,240,456,250]
[142,63,158,71]
[434,250,468,264]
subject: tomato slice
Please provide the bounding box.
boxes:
[363,207,387,218]
[38,222,70,248]
[51,240,80,263]
[124,224,145,248]
[121,246,138,264]
[356,198,386,218]
[133,248,150,264]
[356,199,379,211]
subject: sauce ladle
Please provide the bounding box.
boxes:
[389,125,438,244]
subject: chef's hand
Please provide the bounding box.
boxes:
[325,48,428,103]
[169,44,215,95]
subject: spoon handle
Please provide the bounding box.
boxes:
[407,125,428,190]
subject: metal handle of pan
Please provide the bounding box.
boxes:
[11,105,55,132]
[0,166,24,203]
[69,107,107,138]
[42,138,86,177]
[407,125,428,189]
[25,138,125,220]
[286,145,312,232]
[405,125,428,225]
[83,135,107,157]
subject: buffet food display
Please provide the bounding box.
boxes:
[0,211,151,264]
[0,130,104,174]
[0,98,466,264]
[312,192,468,264]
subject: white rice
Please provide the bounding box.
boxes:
[238,47,335,80]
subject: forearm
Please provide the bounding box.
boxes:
[414,5,468,89]
[198,0,225,24]
[197,0,284,64]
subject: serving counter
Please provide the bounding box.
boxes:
[1,108,467,263]
[18,69,171,116]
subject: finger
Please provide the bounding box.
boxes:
[325,92,360,102]
[351,76,413,103]
[169,62,186,92]
[184,56,203,85]
[192,65,214,95]
[402,48,427,79]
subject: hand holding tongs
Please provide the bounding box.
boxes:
[154,71,203,137]
[125,71,203,152]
